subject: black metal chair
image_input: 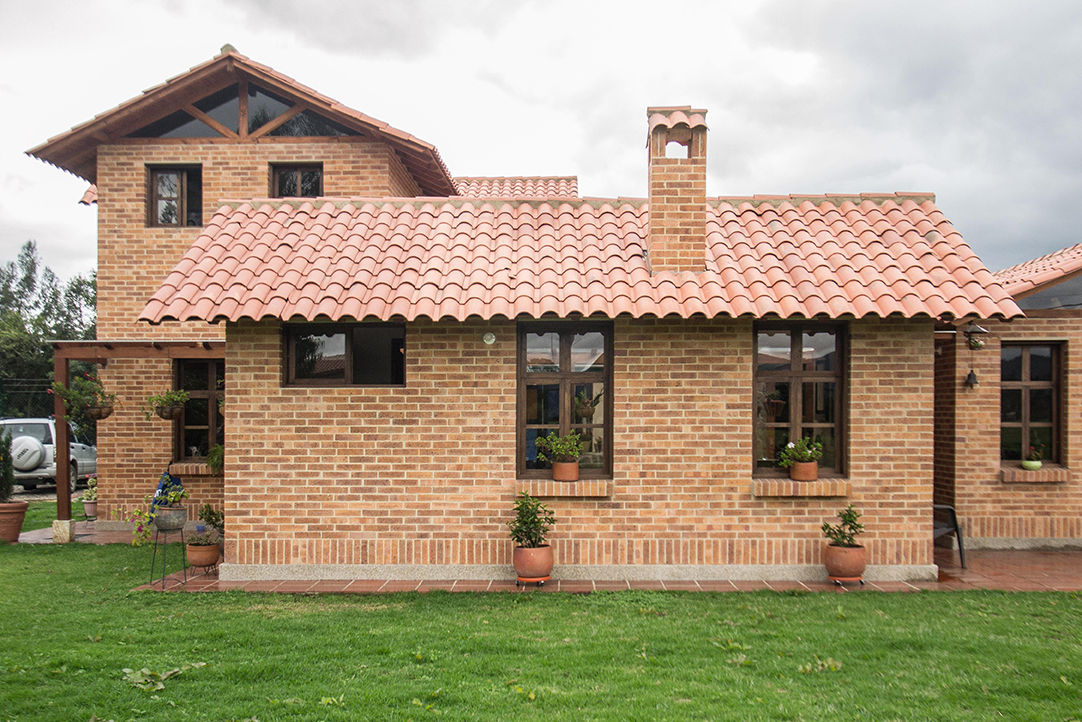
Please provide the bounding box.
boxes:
[933,504,966,568]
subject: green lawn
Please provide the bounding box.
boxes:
[2,543,1081,721]
[21,499,61,532]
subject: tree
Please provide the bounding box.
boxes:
[0,240,96,420]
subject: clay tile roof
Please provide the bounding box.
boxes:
[993,242,1082,297]
[453,176,578,198]
[647,106,708,136]
[140,193,1020,325]
[79,185,97,205]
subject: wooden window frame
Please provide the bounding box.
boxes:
[517,321,614,479]
[1000,343,1061,463]
[147,165,202,227]
[174,359,224,462]
[271,163,324,198]
[284,323,405,387]
[753,321,848,477]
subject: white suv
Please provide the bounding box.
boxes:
[0,418,97,492]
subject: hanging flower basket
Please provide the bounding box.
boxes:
[155,404,184,420]
[86,404,114,420]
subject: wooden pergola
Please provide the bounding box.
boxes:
[51,340,225,522]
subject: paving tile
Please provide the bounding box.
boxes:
[559,581,594,594]
[308,580,353,594]
[592,580,632,591]
[661,581,701,591]
[764,580,808,593]
[730,581,772,592]
[627,580,666,590]
[416,580,456,593]
[696,580,738,592]
[379,580,422,593]
[342,580,386,593]
[450,581,492,592]
[273,581,317,594]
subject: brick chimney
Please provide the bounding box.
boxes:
[646,106,708,273]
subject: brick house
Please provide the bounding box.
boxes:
[935,244,1082,549]
[30,49,1022,581]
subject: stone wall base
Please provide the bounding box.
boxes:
[220,562,938,583]
[968,537,1082,551]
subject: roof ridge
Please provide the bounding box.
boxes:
[712,192,936,206]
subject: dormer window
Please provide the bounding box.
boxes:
[272,164,323,198]
[148,166,202,227]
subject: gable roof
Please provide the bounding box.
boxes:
[993,242,1082,298]
[139,193,1020,325]
[26,48,456,196]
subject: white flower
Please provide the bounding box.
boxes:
[787,442,795,448]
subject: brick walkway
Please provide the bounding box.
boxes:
[21,522,1082,593]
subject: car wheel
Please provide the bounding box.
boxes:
[70,462,78,493]
[20,483,37,491]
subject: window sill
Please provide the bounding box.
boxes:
[169,462,223,477]
[753,478,851,498]
[1000,463,1072,484]
[515,479,613,498]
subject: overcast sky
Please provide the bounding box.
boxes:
[1,0,1080,281]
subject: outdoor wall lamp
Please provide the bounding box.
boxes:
[482,332,496,345]
[963,322,989,350]
[964,369,979,388]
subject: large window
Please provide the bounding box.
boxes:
[285,324,405,386]
[518,322,613,478]
[148,166,202,227]
[272,164,323,197]
[176,359,225,460]
[1001,344,1060,462]
[754,322,845,475]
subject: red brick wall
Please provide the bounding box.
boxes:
[221,316,934,576]
[93,138,422,525]
[648,130,706,273]
[940,315,1082,544]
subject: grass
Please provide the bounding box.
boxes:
[2,544,1081,721]
[20,500,61,532]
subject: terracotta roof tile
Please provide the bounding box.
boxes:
[647,106,708,136]
[993,243,1082,297]
[140,194,1021,325]
[453,176,578,198]
[79,185,97,205]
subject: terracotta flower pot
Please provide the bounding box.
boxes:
[0,501,29,543]
[186,543,220,567]
[552,461,579,482]
[824,543,867,580]
[789,461,818,481]
[513,545,554,581]
[1021,460,1042,471]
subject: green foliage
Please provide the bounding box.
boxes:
[506,492,555,548]
[205,444,224,475]
[122,662,206,691]
[0,241,96,420]
[534,431,584,463]
[129,473,190,545]
[186,529,221,546]
[81,474,98,502]
[778,437,824,467]
[822,504,865,547]
[198,503,224,532]
[142,389,190,421]
[0,431,13,502]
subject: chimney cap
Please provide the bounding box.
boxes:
[647,106,708,136]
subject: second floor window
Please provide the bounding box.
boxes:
[273,164,323,197]
[149,166,202,227]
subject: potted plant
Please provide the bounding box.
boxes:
[574,389,603,420]
[199,503,226,558]
[81,474,99,519]
[51,372,117,421]
[821,504,866,582]
[507,492,556,585]
[1022,444,1044,471]
[778,437,824,481]
[206,444,224,475]
[535,431,585,481]
[127,472,190,545]
[0,431,29,543]
[142,389,190,421]
[186,527,221,568]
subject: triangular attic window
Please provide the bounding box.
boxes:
[247,83,293,134]
[1017,274,1082,310]
[269,109,357,137]
[194,84,240,134]
[129,110,219,139]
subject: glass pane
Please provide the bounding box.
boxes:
[526,384,560,425]
[181,362,209,391]
[185,398,209,426]
[157,200,179,225]
[300,170,322,196]
[183,428,210,458]
[277,171,297,197]
[294,331,346,380]
[755,381,789,424]
[811,428,836,468]
[572,332,605,372]
[757,331,790,371]
[156,173,179,199]
[524,428,553,469]
[215,362,225,386]
[129,109,218,138]
[1001,347,1022,382]
[1030,388,1053,423]
[802,330,836,371]
[1000,389,1022,423]
[526,333,559,373]
[1030,346,1053,381]
[1000,427,1022,460]
[1017,275,1082,310]
[193,84,240,133]
[185,170,202,227]
[248,84,293,133]
[1029,427,1053,458]
[574,427,604,469]
[802,382,835,424]
[268,109,355,137]
[352,326,405,385]
[755,426,789,469]
[574,382,604,423]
